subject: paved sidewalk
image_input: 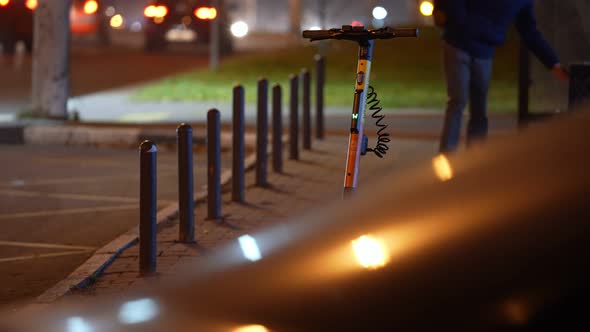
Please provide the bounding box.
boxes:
[63,87,518,143]
[60,136,438,302]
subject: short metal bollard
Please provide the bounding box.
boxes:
[232,85,245,202]
[301,68,312,150]
[289,74,299,160]
[272,84,283,173]
[139,140,157,276]
[177,124,194,243]
[315,54,325,140]
[207,109,222,220]
[256,78,269,187]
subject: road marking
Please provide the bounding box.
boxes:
[0,240,97,251]
[0,250,94,263]
[0,170,174,188]
[0,189,138,204]
[0,204,138,220]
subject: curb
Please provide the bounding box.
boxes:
[1,124,260,149]
[33,141,268,304]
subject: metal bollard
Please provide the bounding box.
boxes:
[207,109,222,220]
[272,84,283,173]
[139,140,157,276]
[256,78,269,187]
[177,124,194,243]
[289,74,299,160]
[301,68,312,150]
[232,85,245,202]
[315,54,325,140]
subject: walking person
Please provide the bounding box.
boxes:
[434,0,569,153]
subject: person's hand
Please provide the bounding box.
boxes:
[552,64,569,82]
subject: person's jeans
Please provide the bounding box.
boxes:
[439,42,493,153]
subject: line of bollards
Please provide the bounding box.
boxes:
[137,55,326,275]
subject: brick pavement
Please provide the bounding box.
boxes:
[64,136,437,301]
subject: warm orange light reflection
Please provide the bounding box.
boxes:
[195,7,217,20]
[351,235,388,269]
[144,5,156,17]
[233,324,269,332]
[432,154,453,181]
[504,300,530,325]
[25,0,37,10]
[110,14,124,29]
[144,5,168,18]
[155,5,168,18]
[83,0,98,14]
[0,0,10,7]
[420,1,434,16]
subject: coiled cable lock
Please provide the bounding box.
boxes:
[361,85,391,158]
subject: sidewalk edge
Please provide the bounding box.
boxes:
[32,150,260,305]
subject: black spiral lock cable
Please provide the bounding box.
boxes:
[364,85,390,158]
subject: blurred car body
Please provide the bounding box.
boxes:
[70,0,110,45]
[143,0,232,53]
[0,0,109,54]
[1,109,589,331]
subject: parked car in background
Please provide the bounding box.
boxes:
[143,0,232,53]
[0,0,109,54]
[70,0,111,45]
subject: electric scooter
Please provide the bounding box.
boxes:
[303,25,419,197]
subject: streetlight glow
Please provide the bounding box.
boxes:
[420,1,434,17]
[372,6,388,20]
[231,21,249,38]
[110,14,124,29]
[25,0,37,10]
[83,0,98,15]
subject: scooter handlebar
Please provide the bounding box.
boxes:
[390,28,419,38]
[302,29,335,41]
[302,26,419,42]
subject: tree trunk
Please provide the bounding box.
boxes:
[288,0,301,36]
[31,0,71,119]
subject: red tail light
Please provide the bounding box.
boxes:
[0,0,11,7]
[194,7,217,20]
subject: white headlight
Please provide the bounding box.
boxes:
[231,21,249,38]
[372,6,388,20]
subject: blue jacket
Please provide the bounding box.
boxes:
[434,0,559,68]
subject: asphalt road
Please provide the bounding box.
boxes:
[0,41,221,308]
[0,144,232,308]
